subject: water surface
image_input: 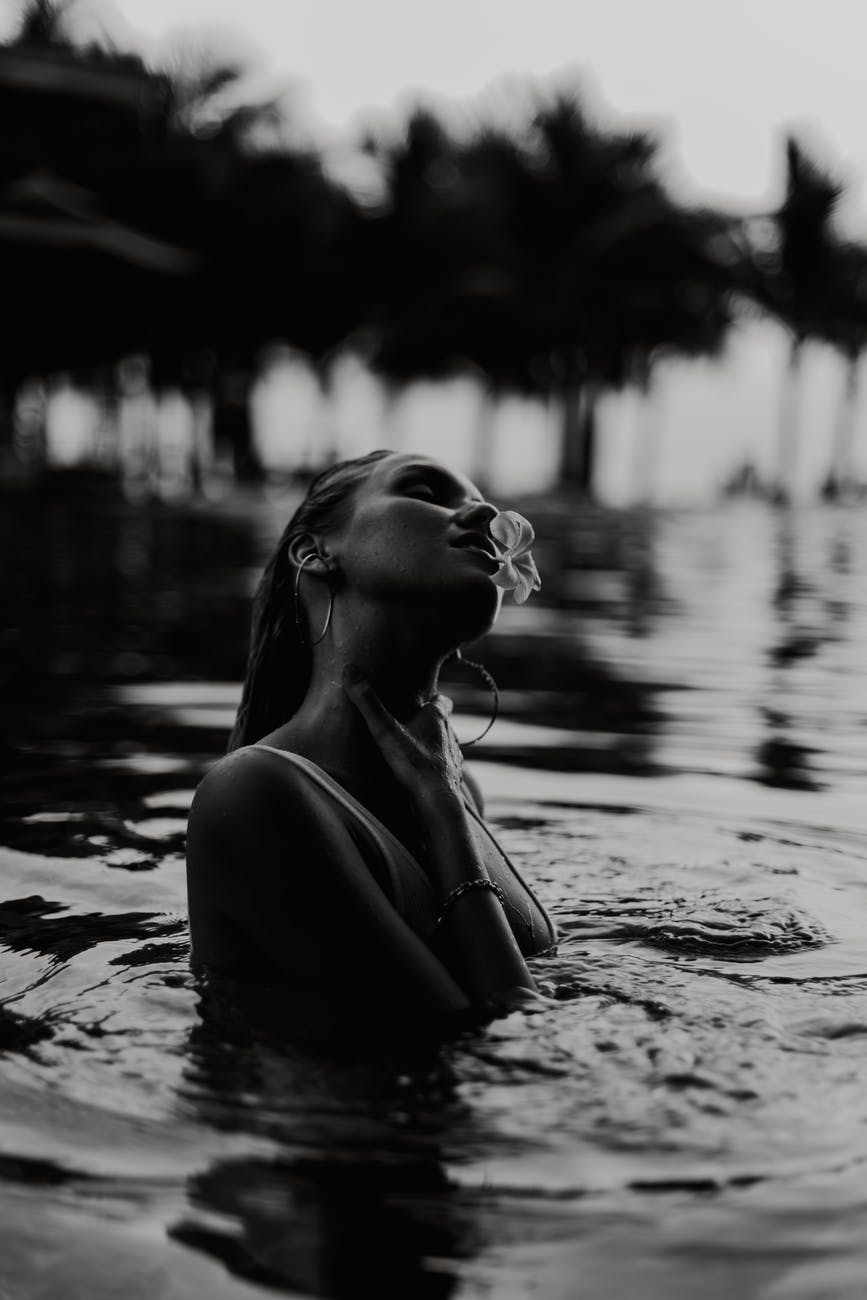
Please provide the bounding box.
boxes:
[3,487,867,1298]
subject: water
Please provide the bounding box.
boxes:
[3,483,867,1298]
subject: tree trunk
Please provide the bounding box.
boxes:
[0,384,14,460]
[559,378,598,492]
[775,335,802,503]
[214,368,263,485]
[579,384,598,491]
[631,372,663,505]
[0,379,23,484]
[824,353,861,499]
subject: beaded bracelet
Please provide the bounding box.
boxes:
[433,878,507,929]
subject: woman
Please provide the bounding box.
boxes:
[186,449,556,1023]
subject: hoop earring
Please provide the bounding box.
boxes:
[293,552,334,647]
[443,648,499,746]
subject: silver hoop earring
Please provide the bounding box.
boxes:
[293,552,334,647]
[443,648,499,746]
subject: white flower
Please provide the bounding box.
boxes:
[490,510,542,605]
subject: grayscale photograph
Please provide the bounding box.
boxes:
[1,1,866,1296]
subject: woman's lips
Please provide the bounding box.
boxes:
[452,531,500,558]
[451,538,500,571]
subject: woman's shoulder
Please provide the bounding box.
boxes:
[197,741,327,790]
[193,742,287,802]
[188,744,336,849]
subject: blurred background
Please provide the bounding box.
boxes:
[4,0,867,780]
[6,6,867,1298]
[3,0,867,505]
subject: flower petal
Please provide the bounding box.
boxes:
[511,519,536,559]
[490,510,524,554]
[492,558,519,590]
[512,559,538,604]
[519,552,541,592]
[489,510,541,603]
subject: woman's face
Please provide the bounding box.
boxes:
[331,453,504,636]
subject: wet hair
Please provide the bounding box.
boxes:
[226,449,393,752]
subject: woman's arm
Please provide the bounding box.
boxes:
[422,787,538,1002]
[186,748,470,1016]
[341,669,538,1004]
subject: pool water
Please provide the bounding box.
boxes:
[3,487,867,1298]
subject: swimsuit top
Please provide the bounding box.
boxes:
[251,744,557,958]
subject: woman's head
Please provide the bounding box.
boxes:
[228,450,390,751]
[227,450,503,751]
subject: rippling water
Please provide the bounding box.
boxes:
[3,485,867,1298]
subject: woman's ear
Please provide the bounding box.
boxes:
[286,532,335,579]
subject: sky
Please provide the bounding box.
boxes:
[5,0,867,223]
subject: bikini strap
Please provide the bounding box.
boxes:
[249,745,436,930]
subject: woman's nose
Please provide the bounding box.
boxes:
[455,499,498,530]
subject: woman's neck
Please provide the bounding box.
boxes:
[272,609,448,772]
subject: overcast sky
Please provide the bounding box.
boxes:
[5,0,867,224]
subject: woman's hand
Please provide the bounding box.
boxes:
[342,663,538,1000]
[342,664,463,810]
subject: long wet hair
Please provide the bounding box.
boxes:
[226,450,393,752]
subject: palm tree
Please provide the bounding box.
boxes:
[362,112,561,474]
[13,0,70,43]
[823,346,862,499]
[756,139,844,501]
[514,97,737,492]
[819,240,867,499]
[361,95,739,495]
[1,8,365,481]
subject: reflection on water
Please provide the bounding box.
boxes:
[4,487,867,1296]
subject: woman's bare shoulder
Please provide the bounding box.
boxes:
[187,745,339,863]
[191,745,284,817]
[193,743,283,795]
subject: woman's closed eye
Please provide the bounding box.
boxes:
[404,484,438,502]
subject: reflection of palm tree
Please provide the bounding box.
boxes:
[754,513,834,790]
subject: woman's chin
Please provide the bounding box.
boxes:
[449,579,502,641]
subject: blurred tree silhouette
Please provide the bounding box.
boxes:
[0,1,361,477]
[364,97,737,492]
[753,139,845,501]
[526,98,737,489]
[727,138,867,502]
[14,0,62,42]
[0,4,191,460]
[820,239,867,499]
[3,5,867,498]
